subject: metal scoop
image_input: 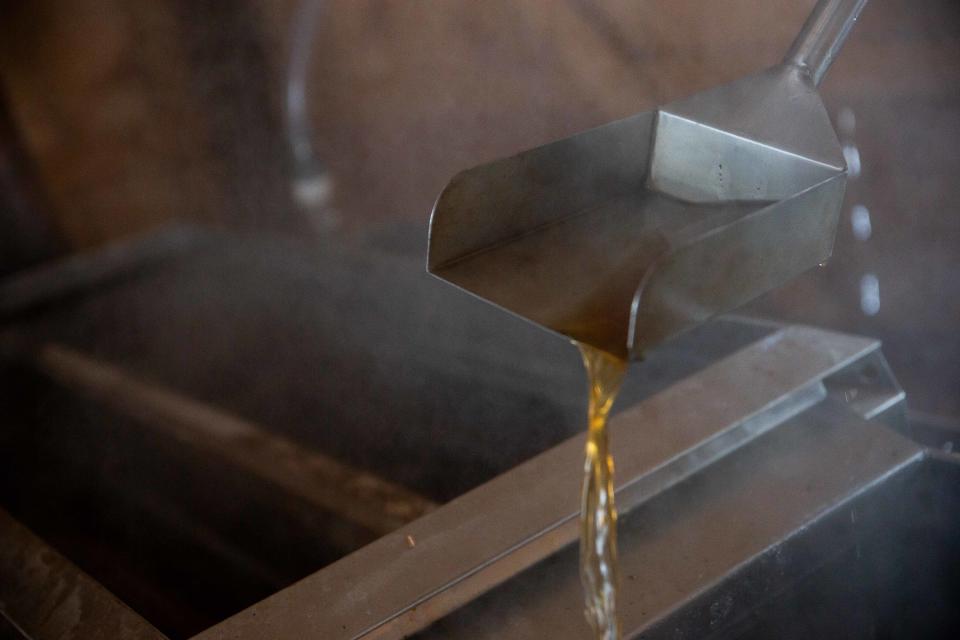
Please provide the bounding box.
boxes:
[428,0,868,360]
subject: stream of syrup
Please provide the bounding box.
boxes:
[576,343,628,640]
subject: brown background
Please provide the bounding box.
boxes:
[0,0,958,416]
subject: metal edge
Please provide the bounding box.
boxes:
[192,324,882,640]
[0,507,168,640]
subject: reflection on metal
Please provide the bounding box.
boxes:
[414,404,928,640]
[193,323,910,640]
[428,0,868,359]
[823,347,905,426]
[0,507,168,640]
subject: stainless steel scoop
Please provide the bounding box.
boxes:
[428,0,868,360]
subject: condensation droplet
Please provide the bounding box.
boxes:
[837,107,856,138]
[860,273,880,316]
[843,144,862,179]
[850,204,872,241]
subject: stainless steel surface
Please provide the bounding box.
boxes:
[0,507,168,640]
[419,401,935,639]
[193,323,903,640]
[428,0,864,359]
[784,0,870,86]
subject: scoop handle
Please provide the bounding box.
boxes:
[784,0,869,86]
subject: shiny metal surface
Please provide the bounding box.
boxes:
[416,401,927,640]
[193,323,904,640]
[428,0,866,359]
[785,0,870,86]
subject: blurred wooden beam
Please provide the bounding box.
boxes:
[33,342,437,536]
